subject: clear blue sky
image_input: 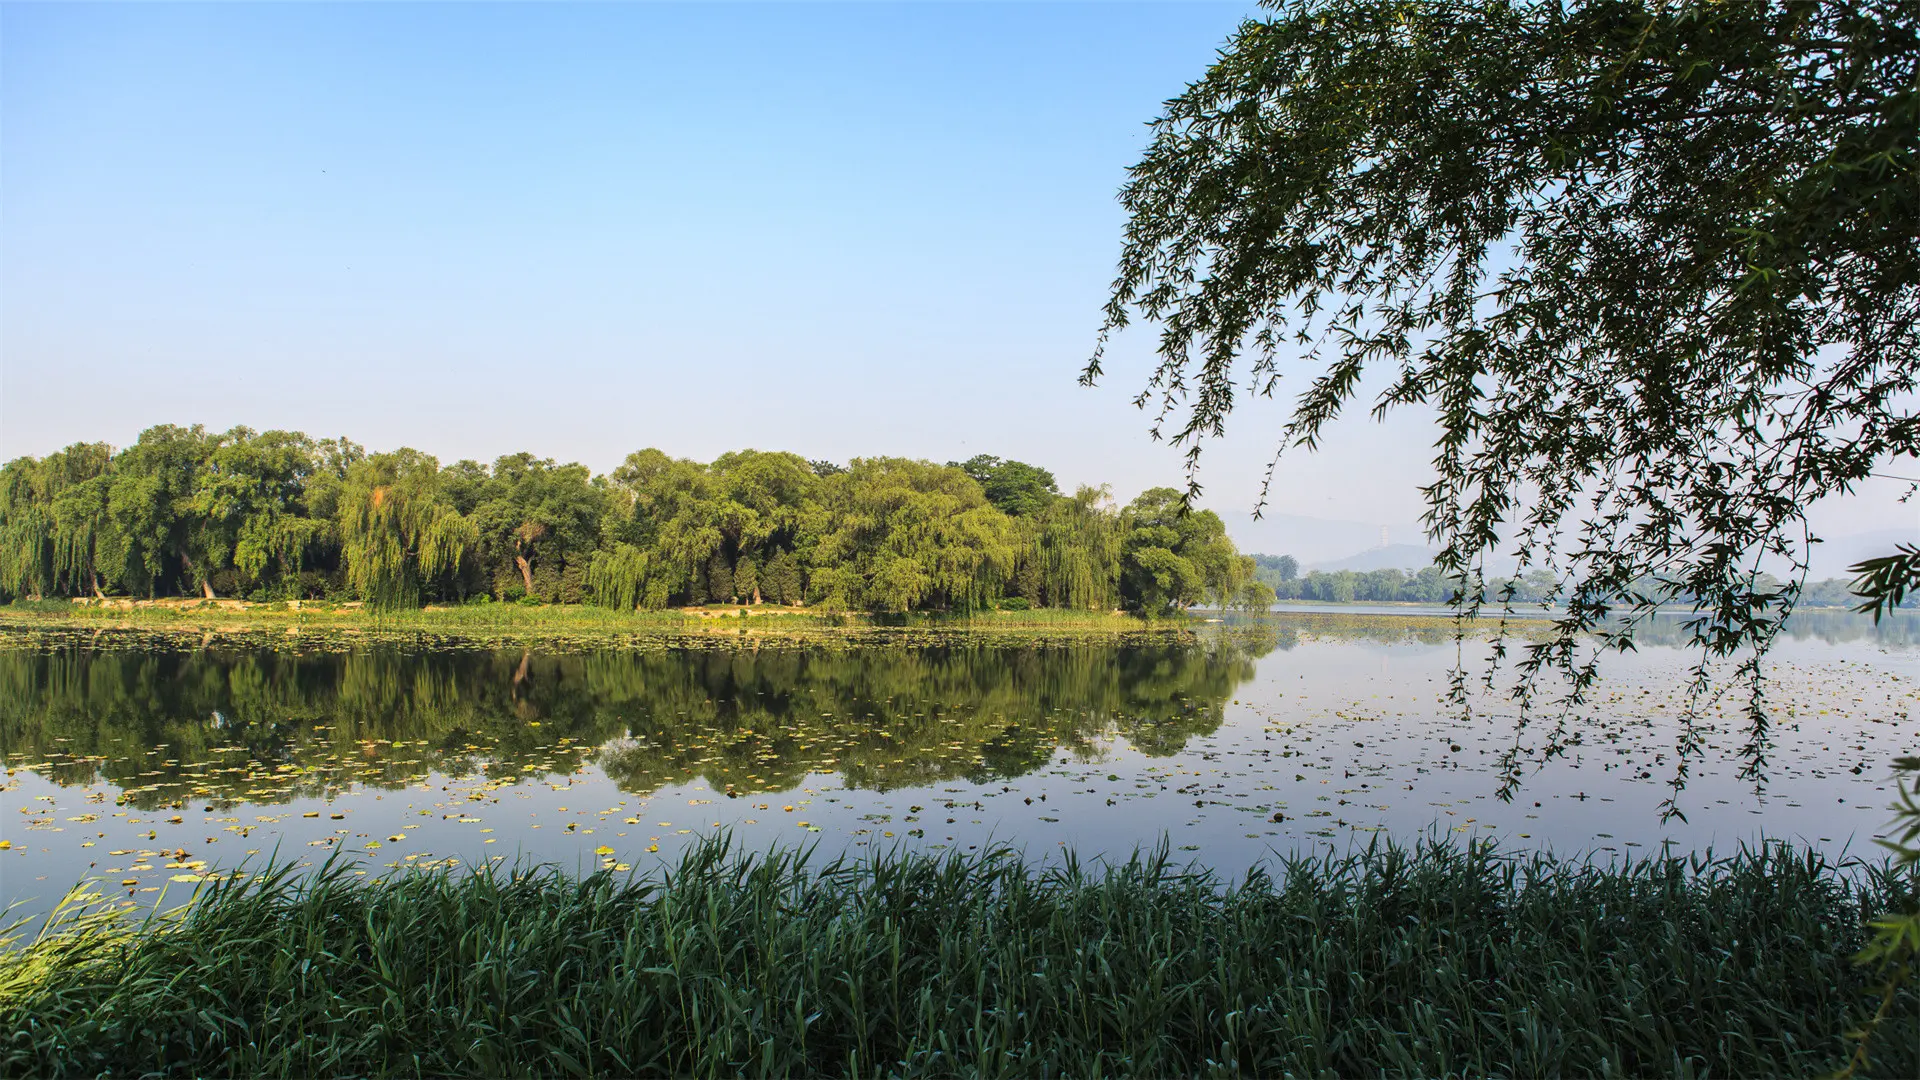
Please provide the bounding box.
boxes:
[2,2,1910,545]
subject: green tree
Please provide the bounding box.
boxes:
[733,555,759,605]
[706,549,736,605]
[0,444,117,600]
[762,550,804,605]
[1032,486,1124,610]
[1118,488,1244,613]
[470,454,605,601]
[811,458,1015,613]
[710,449,823,604]
[587,542,652,611]
[606,449,724,607]
[437,459,492,516]
[295,437,364,598]
[191,429,327,599]
[952,455,1062,517]
[106,425,220,598]
[1088,0,1917,713]
[338,450,476,610]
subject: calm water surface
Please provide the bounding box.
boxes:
[4,612,1916,923]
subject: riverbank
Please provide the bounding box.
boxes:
[0,598,1190,649]
[3,837,1911,1078]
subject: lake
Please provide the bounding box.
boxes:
[4,611,1916,924]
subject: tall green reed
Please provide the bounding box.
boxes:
[3,836,1913,1078]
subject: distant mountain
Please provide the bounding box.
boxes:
[1307,544,1442,573]
[1225,511,1915,581]
[1216,511,1422,566]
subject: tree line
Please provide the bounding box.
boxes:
[1247,555,1904,610]
[0,425,1275,614]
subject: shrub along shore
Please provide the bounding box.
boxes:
[3,837,1913,1078]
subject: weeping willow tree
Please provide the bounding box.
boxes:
[605,449,726,606]
[231,512,324,586]
[1088,0,1916,715]
[196,429,329,596]
[587,543,653,610]
[0,463,51,601]
[812,459,1016,613]
[338,450,476,610]
[0,444,117,601]
[1035,486,1124,610]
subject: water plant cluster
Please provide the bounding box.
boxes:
[3,836,1913,1078]
[0,429,1271,615]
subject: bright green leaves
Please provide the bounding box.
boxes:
[338,450,477,611]
[599,448,819,609]
[195,429,329,589]
[1118,488,1247,614]
[106,425,219,599]
[812,458,1015,614]
[1027,486,1124,611]
[0,443,114,600]
[588,544,652,612]
[951,455,1061,518]
[1,426,363,604]
[469,454,605,602]
[4,437,1267,616]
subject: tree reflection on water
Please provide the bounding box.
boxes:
[0,631,1280,809]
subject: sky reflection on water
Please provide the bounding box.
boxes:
[3,612,1915,925]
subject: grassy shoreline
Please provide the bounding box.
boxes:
[4,836,1913,1078]
[0,598,1192,649]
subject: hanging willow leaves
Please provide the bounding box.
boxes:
[1036,487,1124,611]
[1087,0,1918,738]
[1,444,119,600]
[588,543,652,611]
[195,429,328,589]
[339,450,477,611]
[1850,546,1920,621]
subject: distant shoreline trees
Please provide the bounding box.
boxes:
[0,426,1275,615]
[1247,555,1912,610]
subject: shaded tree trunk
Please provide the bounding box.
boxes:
[181,552,215,599]
[515,555,535,597]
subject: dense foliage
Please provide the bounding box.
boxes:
[4,837,1911,1078]
[0,426,1270,614]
